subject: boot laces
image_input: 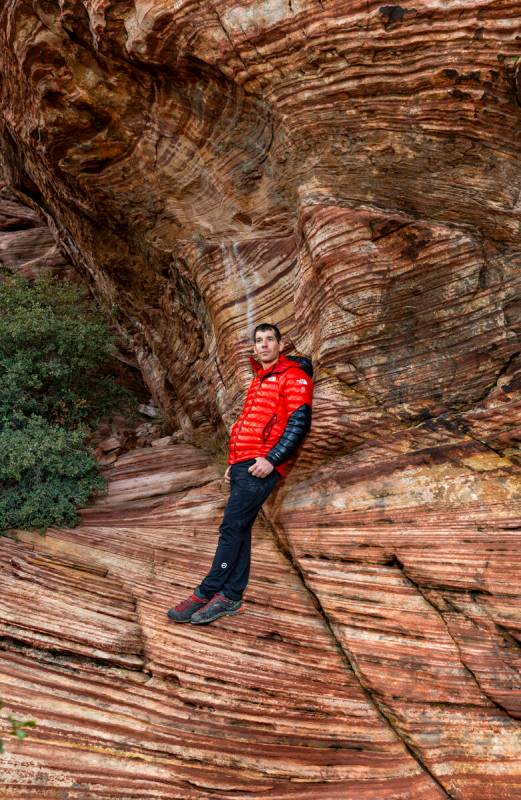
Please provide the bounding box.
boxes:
[175,594,204,611]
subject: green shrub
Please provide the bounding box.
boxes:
[0,272,134,533]
[0,272,129,428]
[0,417,105,531]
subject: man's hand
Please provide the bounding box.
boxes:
[224,465,232,483]
[248,457,274,478]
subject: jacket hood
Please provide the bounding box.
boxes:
[249,352,314,379]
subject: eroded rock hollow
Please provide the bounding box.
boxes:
[1,1,521,797]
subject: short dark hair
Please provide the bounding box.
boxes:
[253,323,281,343]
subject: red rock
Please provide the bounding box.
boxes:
[150,435,173,448]
[272,450,521,798]
[0,0,521,794]
[0,445,445,799]
[0,187,69,280]
[96,435,122,453]
[95,450,118,466]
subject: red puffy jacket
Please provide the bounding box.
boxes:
[228,353,314,478]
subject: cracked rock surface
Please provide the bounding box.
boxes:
[1,0,521,796]
[271,450,521,798]
[0,444,447,799]
[1,442,521,797]
[1,0,520,445]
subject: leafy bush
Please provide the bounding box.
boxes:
[0,417,105,531]
[0,272,128,428]
[0,272,134,533]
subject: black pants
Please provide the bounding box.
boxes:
[196,459,280,601]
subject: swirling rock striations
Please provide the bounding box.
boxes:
[0,444,445,799]
[0,182,70,279]
[1,0,520,440]
[0,0,521,796]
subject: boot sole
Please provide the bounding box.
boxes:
[190,607,242,625]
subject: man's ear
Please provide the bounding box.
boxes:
[279,338,284,352]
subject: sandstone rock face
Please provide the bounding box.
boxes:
[1,0,521,796]
[0,184,70,279]
[0,445,447,799]
[1,0,520,441]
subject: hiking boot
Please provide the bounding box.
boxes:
[190,592,242,625]
[167,592,208,623]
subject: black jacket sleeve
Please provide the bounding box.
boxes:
[265,404,312,467]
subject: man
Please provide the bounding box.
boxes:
[167,322,314,625]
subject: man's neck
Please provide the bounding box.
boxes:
[260,355,280,371]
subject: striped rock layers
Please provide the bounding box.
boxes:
[0,444,447,799]
[0,0,520,441]
[0,0,521,796]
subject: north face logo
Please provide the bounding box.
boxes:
[297,378,308,385]
[267,376,277,382]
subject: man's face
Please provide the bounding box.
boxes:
[253,328,283,367]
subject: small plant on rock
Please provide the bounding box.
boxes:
[0,699,36,754]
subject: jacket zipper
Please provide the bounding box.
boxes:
[233,381,262,460]
[233,367,283,459]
